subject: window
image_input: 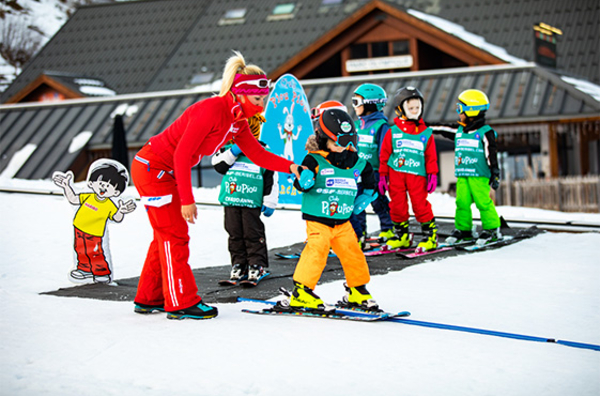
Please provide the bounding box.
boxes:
[350,43,368,59]
[218,8,247,26]
[371,41,388,57]
[267,3,297,21]
[392,40,409,55]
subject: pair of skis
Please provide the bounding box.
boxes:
[396,235,518,259]
[239,297,411,322]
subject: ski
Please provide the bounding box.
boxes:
[218,274,248,286]
[239,272,270,288]
[335,303,411,318]
[437,239,477,249]
[238,297,410,319]
[241,307,389,322]
[396,246,453,259]
[363,245,414,257]
[274,252,302,259]
[361,242,381,251]
[275,251,336,260]
[456,235,515,252]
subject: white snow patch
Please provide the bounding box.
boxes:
[0,143,37,179]
[408,9,528,65]
[561,76,600,102]
[0,185,599,396]
[79,85,116,96]
[68,131,93,153]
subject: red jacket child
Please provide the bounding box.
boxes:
[378,87,439,252]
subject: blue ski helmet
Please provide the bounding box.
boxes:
[353,84,387,111]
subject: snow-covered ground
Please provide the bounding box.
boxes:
[1,179,599,395]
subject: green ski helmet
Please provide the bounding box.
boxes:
[352,83,387,111]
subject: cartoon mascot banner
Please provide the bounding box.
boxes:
[261,74,313,205]
[53,159,136,284]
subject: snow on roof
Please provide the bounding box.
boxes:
[560,76,600,103]
[78,85,116,97]
[407,9,528,66]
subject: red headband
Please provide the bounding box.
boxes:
[231,74,270,95]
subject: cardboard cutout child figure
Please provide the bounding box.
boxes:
[53,159,136,284]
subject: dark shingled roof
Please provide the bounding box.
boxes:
[2,0,598,103]
[1,63,598,182]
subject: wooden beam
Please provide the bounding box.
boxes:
[548,123,559,177]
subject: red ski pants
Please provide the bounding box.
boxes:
[388,170,434,223]
[131,145,201,311]
[74,228,111,275]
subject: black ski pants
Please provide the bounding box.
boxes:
[224,206,268,269]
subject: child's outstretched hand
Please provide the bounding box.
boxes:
[298,169,315,190]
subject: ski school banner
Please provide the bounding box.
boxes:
[261,74,313,205]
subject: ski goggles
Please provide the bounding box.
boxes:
[311,104,348,120]
[456,102,489,114]
[351,96,387,108]
[335,132,358,149]
[231,74,270,95]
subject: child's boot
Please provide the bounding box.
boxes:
[378,228,395,242]
[416,219,438,253]
[289,282,335,313]
[444,229,473,245]
[340,283,380,311]
[230,263,248,281]
[476,227,502,246]
[386,221,411,249]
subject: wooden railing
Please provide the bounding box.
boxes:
[496,176,600,213]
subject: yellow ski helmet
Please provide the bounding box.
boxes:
[456,89,489,118]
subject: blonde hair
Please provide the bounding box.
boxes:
[219,50,265,97]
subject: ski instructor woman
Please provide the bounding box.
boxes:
[131,51,302,320]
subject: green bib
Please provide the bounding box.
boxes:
[454,125,494,178]
[218,151,265,208]
[355,118,387,171]
[387,125,432,177]
[301,153,366,220]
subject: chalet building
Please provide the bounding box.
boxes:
[1,0,598,192]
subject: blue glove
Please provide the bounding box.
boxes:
[230,144,242,157]
[261,205,275,217]
[353,189,378,215]
[298,169,315,190]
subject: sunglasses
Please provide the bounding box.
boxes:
[456,102,489,114]
[234,78,271,88]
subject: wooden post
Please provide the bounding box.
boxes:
[548,123,559,177]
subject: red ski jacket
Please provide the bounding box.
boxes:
[149,94,293,205]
